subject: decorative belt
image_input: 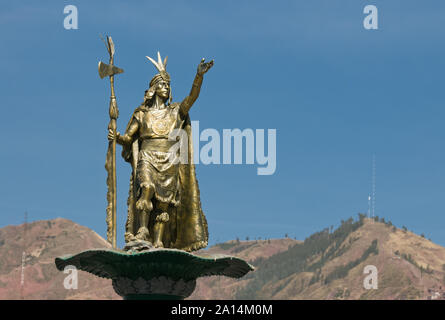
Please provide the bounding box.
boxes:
[140,138,178,152]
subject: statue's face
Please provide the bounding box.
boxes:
[156,80,170,100]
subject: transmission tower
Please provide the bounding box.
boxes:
[20,211,28,300]
[368,194,371,218]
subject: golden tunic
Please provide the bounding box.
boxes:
[133,104,183,206]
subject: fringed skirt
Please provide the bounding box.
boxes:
[136,139,181,206]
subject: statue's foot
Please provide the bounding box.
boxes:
[136,198,153,212]
[124,232,137,242]
[123,238,153,252]
[153,240,164,248]
[135,227,149,241]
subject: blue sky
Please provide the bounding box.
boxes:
[1,1,444,247]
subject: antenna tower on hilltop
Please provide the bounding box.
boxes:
[368,194,371,218]
[20,211,28,300]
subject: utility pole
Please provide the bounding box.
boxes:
[20,211,28,300]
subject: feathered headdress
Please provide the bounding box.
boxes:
[145,51,172,104]
[146,51,171,86]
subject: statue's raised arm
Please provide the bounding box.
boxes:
[180,58,214,116]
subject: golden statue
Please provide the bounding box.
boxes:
[56,42,251,300]
[107,50,214,252]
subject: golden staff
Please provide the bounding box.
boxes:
[98,36,124,248]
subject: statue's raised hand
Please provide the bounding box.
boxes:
[197,58,214,75]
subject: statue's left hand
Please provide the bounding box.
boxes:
[197,58,214,75]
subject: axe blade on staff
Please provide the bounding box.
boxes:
[98,35,124,249]
[98,62,124,79]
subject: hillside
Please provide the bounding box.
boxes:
[189,238,300,299]
[1,216,444,300]
[193,216,445,300]
[0,218,120,300]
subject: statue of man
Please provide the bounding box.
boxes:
[108,53,213,251]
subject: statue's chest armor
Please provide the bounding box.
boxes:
[141,107,179,137]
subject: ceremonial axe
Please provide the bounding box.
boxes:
[98,35,124,249]
[98,61,124,79]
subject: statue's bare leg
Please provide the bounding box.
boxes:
[135,186,154,241]
[153,201,170,248]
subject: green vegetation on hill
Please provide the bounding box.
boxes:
[395,251,434,275]
[323,239,378,284]
[235,214,377,299]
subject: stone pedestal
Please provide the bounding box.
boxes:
[55,248,254,300]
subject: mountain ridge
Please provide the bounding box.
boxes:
[1,216,444,299]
